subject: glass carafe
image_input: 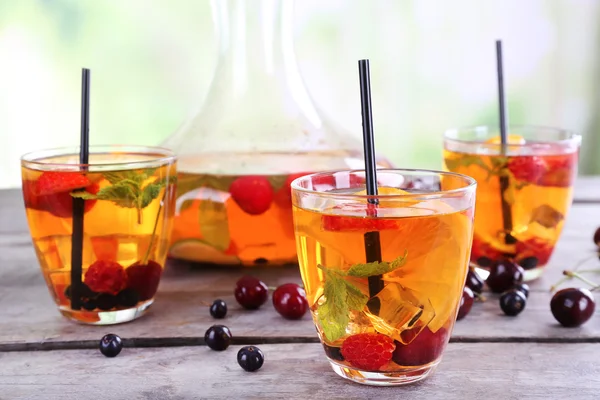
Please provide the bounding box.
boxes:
[163,0,392,266]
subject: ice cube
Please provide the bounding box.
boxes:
[363,282,435,344]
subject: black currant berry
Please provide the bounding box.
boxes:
[204,325,232,351]
[237,346,265,372]
[210,299,228,319]
[499,289,527,316]
[99,334,123,357]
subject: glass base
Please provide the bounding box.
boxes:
[59,299,153,325]
[328,360,439,386]
[523,266,545,282]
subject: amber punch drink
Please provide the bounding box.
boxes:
[291,169,476,385]
[21,146,177,325]
[444,126,581,280]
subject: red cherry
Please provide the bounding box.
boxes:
[229,176,274,215]
[126,260,163,301]
[234,275,269,310]
[392,327,448,366]
[272,283,308,320]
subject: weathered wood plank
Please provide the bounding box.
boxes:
[1,343,599,399]
[1,283,599,350]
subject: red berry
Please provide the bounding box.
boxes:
[36,172,99,218]
[594,227,600,247]
[126,260,163,301]
[321,204,398,232]
[485,259,524,294]
[229,176,274,215]
[272,283,308,320]
[273,172,310,209]
[550,288,595,327]
[392,327,448,366]
[507,156,546,184]
[538,155,577,188]
[457,286,474,321]
[515,237,553,267]
[234,275,269,310]
[470,236,504,264]
[340,333,396,371]
[22,180,44,211]
[84,260,127,295]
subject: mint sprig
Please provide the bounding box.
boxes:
[71,168,170,224]
[316,252,407,342]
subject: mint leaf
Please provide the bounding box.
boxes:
[444,155,491,173]
[343,281,368,311]
[347,253,408,277]
[317,275,349,342]
[96,183,138,208]
[140,182,164,208]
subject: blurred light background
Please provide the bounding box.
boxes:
[1,0,598,188]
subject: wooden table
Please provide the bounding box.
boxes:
[2,178,600,399]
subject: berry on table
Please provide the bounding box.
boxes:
[513,283,530,299]
[499,289,527,316]
[457,286,475,321]
[99,334,123,357]
[84,260,127,295]
[229,176,274,215]
[210,299,228,319]
[485,259,524,294]
[234,276,269,310]
[340,333,395,371]
[465,268,484,294]
[272,283,308,320]
[204,325,232,351]
[550,288,595,327]
[594,227,600,247]
[237,346,265,372]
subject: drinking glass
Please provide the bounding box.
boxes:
[291,169,476,385]
[443,126,581,280]
[21,145,177,325]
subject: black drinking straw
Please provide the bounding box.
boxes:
[358,60,384,310]
[495,41,515,244]
[70,68,90,310]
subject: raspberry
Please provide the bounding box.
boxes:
[229,176,274,215]
[392,327,448,366]
[507,156,546,184]
[537,155,577,188]
[340,333,396,371]
[515,237,553,266]
[126,260,163,301]
[84,260,127,295]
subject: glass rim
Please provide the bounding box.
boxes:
[290,168,477,200]
[21,145,176,171]
[443,124,582,147]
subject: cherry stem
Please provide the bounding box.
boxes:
[562,270,600,289]
[199,300,212,307]
[474,292,486,302]
[548,253,599,292]
[267,286,277,292]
